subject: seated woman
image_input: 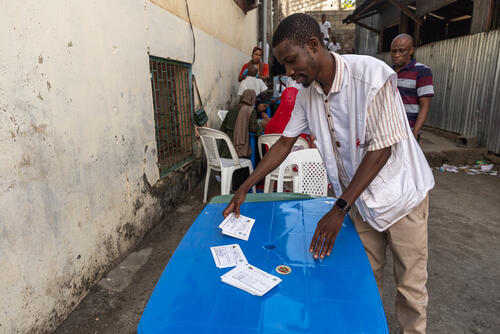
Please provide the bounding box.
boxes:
[238,46,269,82]
[220,89,270,158]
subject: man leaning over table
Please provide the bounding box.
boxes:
[222,13,434,334]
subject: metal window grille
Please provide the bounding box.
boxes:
[149,56,195,178]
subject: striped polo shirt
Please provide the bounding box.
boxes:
[394,59,434,124]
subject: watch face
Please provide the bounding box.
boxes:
[336,198,347,209]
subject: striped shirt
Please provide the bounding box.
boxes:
[366,79,408,151]
[320,52,407,152]
[283,52,408,189]
[394,59,434,124]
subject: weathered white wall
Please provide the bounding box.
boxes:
[0,0,257,332]
[151,0,259,55]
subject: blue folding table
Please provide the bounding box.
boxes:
[138,193,388,334]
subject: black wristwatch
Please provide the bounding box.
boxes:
[334,198,351,213]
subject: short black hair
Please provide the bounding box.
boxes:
[256,91,272,105]
[272,13,324,48]
[247,65,258,77]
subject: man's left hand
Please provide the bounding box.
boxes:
[309,207,345,259]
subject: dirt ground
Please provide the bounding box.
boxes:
[54,171,500,334]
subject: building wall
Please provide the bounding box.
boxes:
[305,10,356,51]
[275,0,336,30]
[278,0,341,17]
[0,0,257,333]
[273,1,354,52]
[150,0,258,55]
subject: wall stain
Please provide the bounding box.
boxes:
[117,222,136,240]
[38,55,43,64]
[32,123,48,134]
[20,161,202,333]
[19,155,31,167]
[142,173,152,194]
[67,41,73,47]
[133,197,144,216]
[46,81,51,91]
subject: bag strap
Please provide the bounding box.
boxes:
[192,74,203,109]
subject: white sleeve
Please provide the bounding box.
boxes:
[260,79,268,92]
[282,90,310,137]
[237,81,246,96]
[326,21,331,29]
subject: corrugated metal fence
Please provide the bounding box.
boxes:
[379,29,500,154]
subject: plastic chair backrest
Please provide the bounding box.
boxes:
[257,134,309,159]
[257,134,280,159]
[218,110,229,122]
[277,149,328,196]
[197,127,241,168]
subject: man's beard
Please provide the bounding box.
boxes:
[301,79,312,88]
[301,53,317,88]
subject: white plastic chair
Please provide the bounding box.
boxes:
[277,149,328,197]
[198,127,256,203]
[218,110,229,122]
[257,134,309,193]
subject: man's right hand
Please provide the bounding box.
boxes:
[221,135,299,219]
[222,188,247,218]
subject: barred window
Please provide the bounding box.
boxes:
[149,56,195,178]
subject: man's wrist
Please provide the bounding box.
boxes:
[332,206,346,216]
[334,197,351,213]
[239,180,255,193]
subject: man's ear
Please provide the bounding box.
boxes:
[306,37,322,53]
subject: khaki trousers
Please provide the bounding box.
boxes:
[351,195,429,334]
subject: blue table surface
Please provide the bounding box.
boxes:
[138,198,388,334]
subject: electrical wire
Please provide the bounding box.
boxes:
[185,0,196,65]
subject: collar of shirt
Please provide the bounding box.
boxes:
[393,58,416,72]
[312,52,345,97]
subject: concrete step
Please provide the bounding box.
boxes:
[420,129,488,167]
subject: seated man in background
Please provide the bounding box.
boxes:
[237,65,268,97]
[327,35,341,53]
[220,89,269,158]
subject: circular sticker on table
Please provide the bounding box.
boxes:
[275,265,292,275]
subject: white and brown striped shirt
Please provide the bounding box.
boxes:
[283,52,408,188]
[328,52,407,151]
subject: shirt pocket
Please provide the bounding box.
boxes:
[360,148,417,210]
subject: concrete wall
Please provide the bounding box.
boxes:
[273,1,354,52]
[277,0,341,17]
[305,10,356,52]
[0,1,257,333]
[151,0,258,55]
